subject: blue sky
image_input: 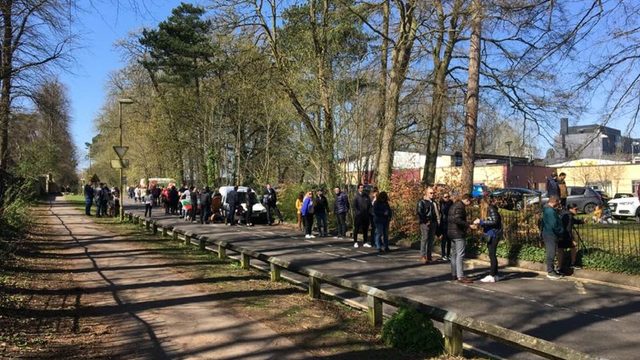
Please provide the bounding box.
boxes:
[64,1,187,168]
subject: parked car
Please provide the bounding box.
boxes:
[607,197,640,220]
[218,186,268,224]
[472,183,489,199]
[594,189,610,202]
[527,186,603,213]
[489,188,541,211]
[614,193,634,199]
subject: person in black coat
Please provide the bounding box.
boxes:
[416,187,439,263]
[352,184,372,248]
[474,197,503,282]
[83,184,94,216]
[245,187,257,226]
[438,193,453,260]
[200,187,212,224]
[168,186,179,215]
[447,194,475,283]
[557,203,584,271]
[226,186,239,225]
[314,189,329,236]
[264,184,283,225]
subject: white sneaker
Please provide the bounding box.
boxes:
[309,235,316,239]
[480,275,495,283]
[353,243,359,248]
[363,243,372,248]
[305,234,311,239]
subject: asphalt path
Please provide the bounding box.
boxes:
[123,200,638,359]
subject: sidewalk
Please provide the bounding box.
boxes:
[33,200,311,359]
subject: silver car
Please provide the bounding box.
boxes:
[528,186,603,213]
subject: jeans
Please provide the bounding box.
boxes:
[85,199,92,215]
[201,207,212,224]
[370,215,376,243]
[353,215,369,244]
[336,212,347,236]
[542,233,558,273]
[304,213,314,235]
[450,238,466,279]
[440,233,451,258]
[374,221,389,250]
[485,231,501,276]
[145,204,152,217]
[315,212,328,236]
[419,223,435,259]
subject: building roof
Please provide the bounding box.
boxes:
[548,158,628,167]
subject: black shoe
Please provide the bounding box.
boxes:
[384,247,390,252]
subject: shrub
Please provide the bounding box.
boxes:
[388,175,424,240]
[381,306,444,355]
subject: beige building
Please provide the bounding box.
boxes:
[550,159,640,194]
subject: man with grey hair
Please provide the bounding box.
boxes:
[416,187,439,264]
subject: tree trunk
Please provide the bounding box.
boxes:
[0,1,13,172]
[373,0,389,181]
[376,0,417,191]
[461,0,482,194]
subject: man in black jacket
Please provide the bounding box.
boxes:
[557,203,584,271]
[226,186,239,225]
[264,184,283,225]
[352,184,372,248]
[416,187,439,264]
[200,187,212,224]
[314,189,329,236]
[438,192,453,260]
[447,194,475,283]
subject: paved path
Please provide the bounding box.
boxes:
[126,200,639,359]
[33,200,311,359]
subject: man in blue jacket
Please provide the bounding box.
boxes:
[333,186,349,238]
[83,184,94,216]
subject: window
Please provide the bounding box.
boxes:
[569,187,585,196]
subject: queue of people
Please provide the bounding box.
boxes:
[83,183,120,218]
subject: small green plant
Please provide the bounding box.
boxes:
[381,306,444,355]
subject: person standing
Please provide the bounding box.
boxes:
[245,187,256,226]
[98,184,110,218]
[438,192,453,261]
[295,191,304,231]
[168,185,179,215]
[189,186,199,222]
[558,203,584,272]
[546,171,560,198]
[301,191,315,238]
[333,186,349,238]
[134,186,141,203]
[447,194,475,283]
[226,186,239,225]
[144,189,153,218]
[264,184,283,225]
[417,187,439,264]
[373,191,392,253]
[474,197,503,283]
[200,186,212,224]
[352,184,372,248]
[369,188,379,245]
[558,172,568,208]
[314,189,329,237]
[542,196,564,279]
[83,184,94,216]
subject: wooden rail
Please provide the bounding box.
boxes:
[129,214,604,360]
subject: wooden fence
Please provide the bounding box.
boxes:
[127,212,604,360]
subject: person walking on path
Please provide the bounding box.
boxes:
[474,196,503,283]
[558,172,569,208]
[438,192,453,261]
[369,188,378,245]
[447,194,476,283]
[333,187,349,238]
[546,171,560,198]
[417,187,439,264]
[144,189,153,218]
[558,203,584,272]
[373,191,392,253]
[84,184,94,216]
[295,192,304,231]
[352,184,372,248]
[314,189,329,237]
[264,184,283,225]
[301,191,315,238]
[542,196,564,280]
[200,187,212,224]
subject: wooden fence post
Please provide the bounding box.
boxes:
[443,319,463,356]
[172,231,178,242]
[309,276,321,299]
[367,294,383,327]
[184,233,191,246]
[270,263,281,282]
[241,252,250,270]
[128,213,133,222]
[152,223,157,235]
[145,221,151,231]
[199,238,206,251]
[161,227,168,238]
[218,244,226,259]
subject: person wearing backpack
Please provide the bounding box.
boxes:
[416,187,439,264]
[301,191,315,238]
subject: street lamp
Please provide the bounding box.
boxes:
[118,98,134,221]
[505,141,513,186]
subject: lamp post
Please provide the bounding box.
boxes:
[118,98,134,221]
[633,141,640,164]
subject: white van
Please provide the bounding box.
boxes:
[218,186,268,224]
